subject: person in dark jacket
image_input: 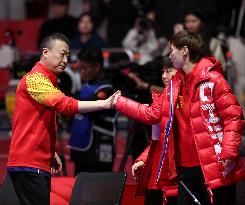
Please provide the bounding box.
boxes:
[37,0,78,47]
[68,47,117,175]
[70,12,107,50]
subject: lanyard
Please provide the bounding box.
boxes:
[156,80,173,183]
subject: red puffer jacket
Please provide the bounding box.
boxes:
[116,57,245,192]
[135,140,178,198]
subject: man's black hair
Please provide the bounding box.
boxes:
[40,33,70,50]
[77,47,104,68]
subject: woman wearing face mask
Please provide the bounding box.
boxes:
[70,12,107,50]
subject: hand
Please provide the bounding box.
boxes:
[51,152,62,175]
[106,90,121,109]
[132,161,145,182]
[222,159,236,177]
[222,159,232,167]
[128,72,148,90]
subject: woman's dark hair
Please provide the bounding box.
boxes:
[184,9,206,23]
[170,30,205,63]
[78,12,96,33]
[162,55,173,68]
[183,9,212,57]
[77,47,104,68]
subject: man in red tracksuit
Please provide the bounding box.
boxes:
[114,30,245,205]
[7,33,118,205]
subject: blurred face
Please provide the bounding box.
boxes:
[43,40,69,75]
[80,60,100,82]
[78,15,93,34]
[169,44,185,69]
[162,67,177,86]
[50,4,68,18]
[184,14,203,33]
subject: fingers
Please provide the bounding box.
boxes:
[58,162,62,172]
[109,90,121,108]
[132,164,137,177]
[51,153,63,175]
[132,161,145,182]
[51,167,57,175]
[222,159,232,167]
[51,166,60,175]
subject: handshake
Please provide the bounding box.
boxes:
[107,90,122,109]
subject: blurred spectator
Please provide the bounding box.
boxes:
[26,0,49,19]
[145,10,169,57]
[122,17,158,65]
[68,47,117,174]
[70,12,107,50]
[154,0,227,40]
[127,71,164,93]
[183,9,225,65]
[106,0,138,47]
[216,1,243,36]
[125,55,165,93]
[37,0,78,47]
[67,0,84,18]
[106,0,157,47]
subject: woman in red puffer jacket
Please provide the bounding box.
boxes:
[131,56,179,205]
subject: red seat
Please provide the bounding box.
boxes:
[51,177,75,205]
[50,177,144,205]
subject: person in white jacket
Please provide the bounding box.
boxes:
[122,17,158,65]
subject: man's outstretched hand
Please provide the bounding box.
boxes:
[107,90,121,109]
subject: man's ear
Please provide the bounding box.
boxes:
[42,48,48,57]
[182,46,189,56]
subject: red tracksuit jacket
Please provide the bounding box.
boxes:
[7,62,79,172]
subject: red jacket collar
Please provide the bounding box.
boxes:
[34,62,58,85]
[188,57,224,85]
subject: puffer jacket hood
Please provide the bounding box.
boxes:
[190,57,224,86]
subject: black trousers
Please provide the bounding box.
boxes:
[9,171,51,205]
[177,166,236,205]
[144,189,177,205]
